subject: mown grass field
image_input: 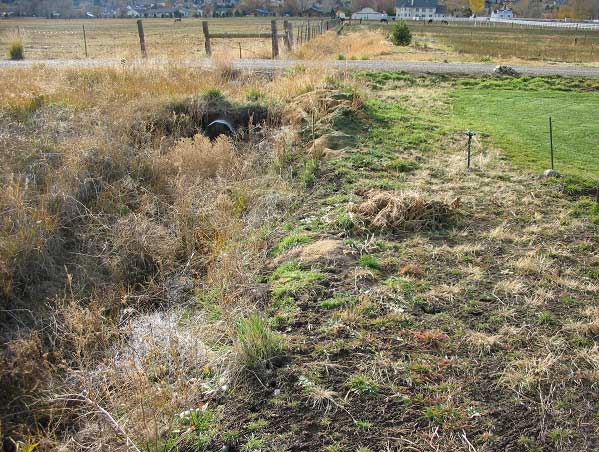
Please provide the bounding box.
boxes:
[451,84,599,181]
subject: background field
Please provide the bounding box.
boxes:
[451,87,599,180]
[2,17,599,64]
[0,17,312,60]
[375,21,599,64]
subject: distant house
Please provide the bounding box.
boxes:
[351,7,388,20]
[491,7,513,18]
[255,7,273,15]
[304,5,328,16]
[395,0,439,19]
[147,7,185,17]
[126,6,142,17]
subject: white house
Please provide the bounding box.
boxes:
[491,7,513,18]
[395,0,438,19]
[351,7,388,21]
[126,6,141,17]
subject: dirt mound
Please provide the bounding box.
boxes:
[494,65,521,77]
[285,89,361,128]
[351,190,460,232]
[271,239,354,268]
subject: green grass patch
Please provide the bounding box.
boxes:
[271,234,313,257]
[320,293,358,310]
[269,261,325,300]
[359,254,383,271]
[451,87,599,181]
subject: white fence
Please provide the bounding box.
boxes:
[426,16,599,30]
[490,18,599,30]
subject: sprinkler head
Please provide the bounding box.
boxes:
[466,130,476,137]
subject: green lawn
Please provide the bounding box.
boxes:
[451,88,599,182]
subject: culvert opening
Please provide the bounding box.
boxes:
[133,92,274,144]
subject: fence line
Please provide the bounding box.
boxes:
[416,16,599,30]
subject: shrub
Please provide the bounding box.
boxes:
[8,34,24,60]
[390,21,412,46]
[235,313,283,370]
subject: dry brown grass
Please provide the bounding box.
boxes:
[350,190,460,232]
[0,18,297,61]
[0,61,332,449]
[295,30,394,60]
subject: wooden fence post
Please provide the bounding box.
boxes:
[271,20,279,59]
[202,21,211,56]
[287,21,294,49]
[82,24,88,57]
[137,19,147,58]
[283,20,292,52]
[307,20,311,41]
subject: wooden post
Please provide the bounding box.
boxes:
[271,20,279,59]
[137,19,147,58]
[239,42,242,58]
[307,20,311,41]
[82,24,88,58]
[283,20,291,52]
[202,21,211,56]
[287,21,294,49]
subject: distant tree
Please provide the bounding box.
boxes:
[469,0,484,13]
[240,0,266,11]
[556,4,575,18]
[283,0,300,15]
[350,0,372,11]
[445,0,469,15]
[571,0,596,19]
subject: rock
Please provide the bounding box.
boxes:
[541,169,561,178]
[493,65,521,77]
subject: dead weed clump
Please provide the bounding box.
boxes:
[295,30,394,60]
[163,134,238,180]
[350,190,460,232]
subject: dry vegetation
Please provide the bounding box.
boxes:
[295,24,599,64]
[0,62,334,450]
[2,61,599,452]
[295,30,395,60]
[2,18,599,65]
[0,17,303,60]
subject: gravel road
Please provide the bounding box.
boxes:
[2,58,599,77]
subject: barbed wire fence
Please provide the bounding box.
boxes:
[1,18,340,60]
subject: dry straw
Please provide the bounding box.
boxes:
[351,190,460,232]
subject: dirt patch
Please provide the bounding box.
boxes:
[350,190,460,232]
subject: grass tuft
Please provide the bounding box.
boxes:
[8,33,24,60]
[235,313,284,371]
